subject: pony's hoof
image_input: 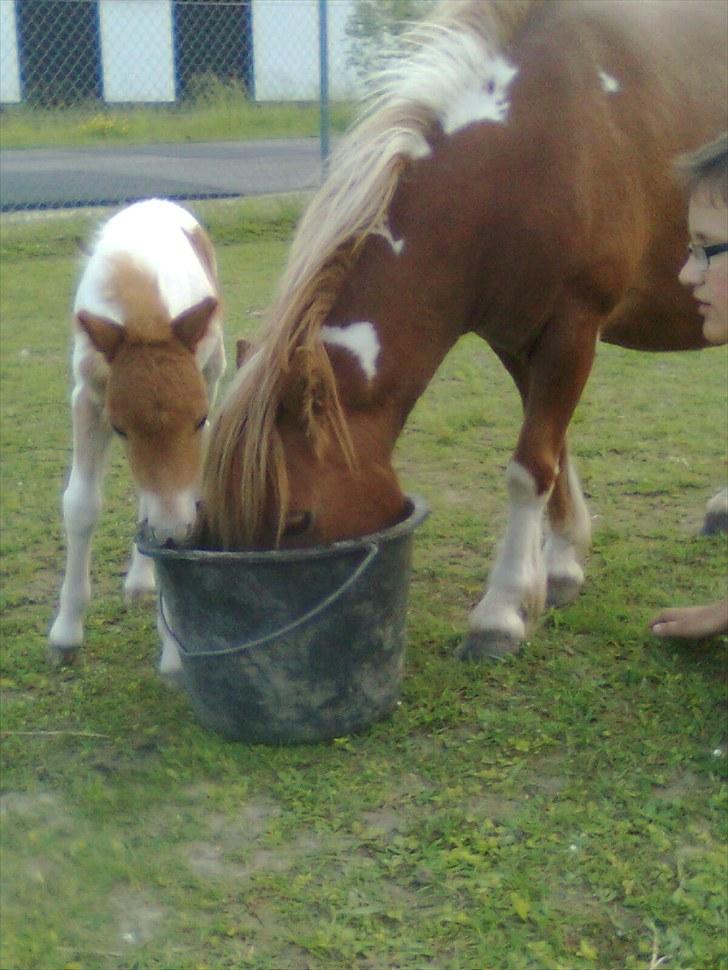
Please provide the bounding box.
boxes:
[546,575,582,608]
[456,630,522,661]
[47,643,79,667]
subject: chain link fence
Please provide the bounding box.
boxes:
[0,0,371,212]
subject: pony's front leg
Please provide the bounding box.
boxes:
[458,462,551,659]
[459,306,599,660]
[544,446,591,607]
[49,384,111,662]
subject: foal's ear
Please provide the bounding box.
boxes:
[77,311,126,362]
[236,338,253,369]
[171,296,218,352]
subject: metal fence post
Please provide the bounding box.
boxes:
[318,0,330,168]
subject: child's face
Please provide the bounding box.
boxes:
[679,186,728,345]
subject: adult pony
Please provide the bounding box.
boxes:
[202,0,727,659]
[50,199,225,663]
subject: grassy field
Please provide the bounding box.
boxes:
[1,200,726,970]
[0,90,354,150]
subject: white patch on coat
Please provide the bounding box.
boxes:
[321,321,381,381]
[74,198,215,324]
[372,220,405,255]
[370,28,518,138]
[443,56,519,133]
[598,69,620,94]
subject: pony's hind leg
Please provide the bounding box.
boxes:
[459,307,599,660]
[49,383,111,662]
[544,446,591,607]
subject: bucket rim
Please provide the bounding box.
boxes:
[138,494,429,564]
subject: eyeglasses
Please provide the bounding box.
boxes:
[688,241,728,271]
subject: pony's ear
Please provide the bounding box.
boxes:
[171,296,218,352]
[280,346,330,428]
[235,338,253,369]
[77,310,126,362]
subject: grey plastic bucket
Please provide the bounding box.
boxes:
[138,496,429,743]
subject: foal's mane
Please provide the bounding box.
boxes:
[203,0,541,549]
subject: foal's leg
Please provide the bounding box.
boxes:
[459,310,598,660]
[49,383,111,661]
[123,496,156,602]
[544,445,591,607]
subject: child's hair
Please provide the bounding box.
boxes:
[676,131,728,205]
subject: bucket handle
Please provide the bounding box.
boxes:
[157,541,380,659]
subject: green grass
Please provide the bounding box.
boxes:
[0,87,354,150]
[1,199,726,970]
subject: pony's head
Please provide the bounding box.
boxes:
[78,296,218,543]
[202,332,405,550]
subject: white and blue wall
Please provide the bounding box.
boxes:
[0,0,360,106]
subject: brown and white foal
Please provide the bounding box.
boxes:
[49,199,225,663]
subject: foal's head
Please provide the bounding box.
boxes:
[79,297,218,543]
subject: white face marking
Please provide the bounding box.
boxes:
[598,70,620,94]
[443,55,518,134]
[321,321,381,382]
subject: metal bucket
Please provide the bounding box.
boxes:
[138,496,429,742]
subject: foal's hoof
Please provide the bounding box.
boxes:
[702,489,728,535]
[157,668,186,691]
[456,630,522,661]
[546,575,582,608]
[124,585,156,606]
[47,643,79,667]
[702,508,728,536]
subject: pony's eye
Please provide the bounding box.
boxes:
[111,424,127,438]
[195,416,209,431]
[283,510,315,538]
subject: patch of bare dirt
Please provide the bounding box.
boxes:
[0,790,74,832]
[110,888,166,947]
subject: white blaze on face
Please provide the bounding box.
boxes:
[321,321,381,382]
[443,54,519,134]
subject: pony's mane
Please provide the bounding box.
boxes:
[203,0,542,549]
